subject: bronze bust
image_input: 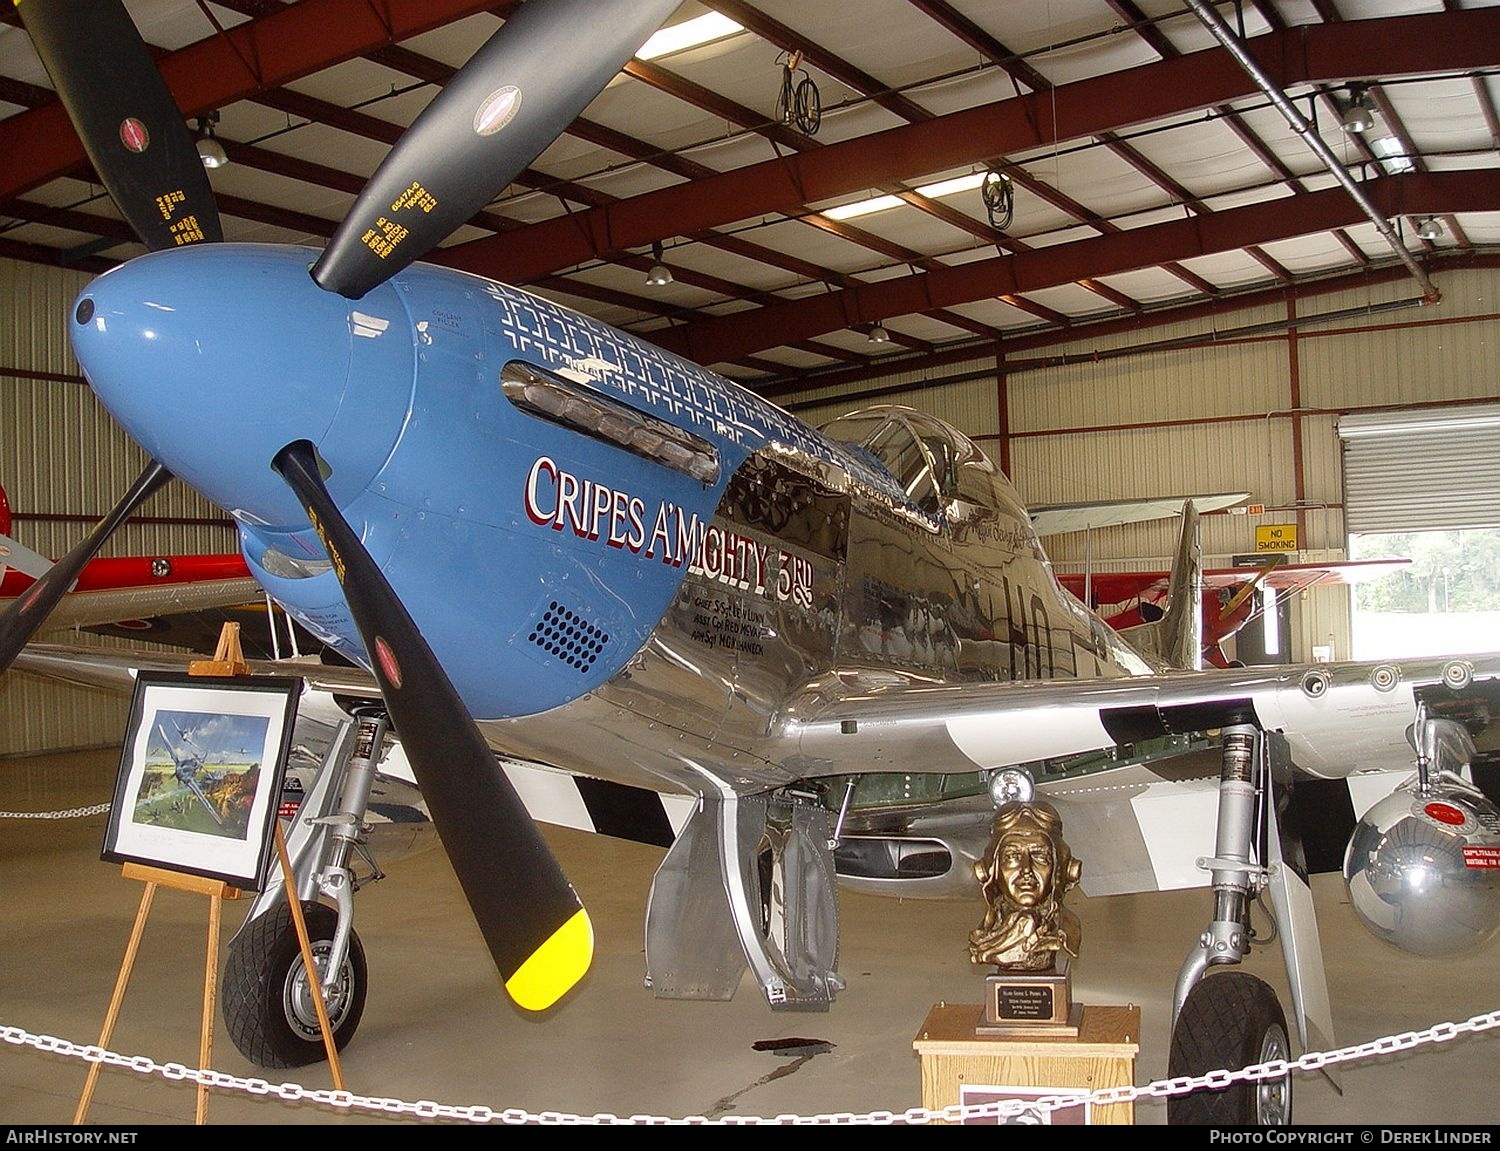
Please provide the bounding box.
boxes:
[968,800,1082,971]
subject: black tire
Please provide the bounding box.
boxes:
[1167,971,1292,1125]
[793,76,820,135]
[222,901,367,1069]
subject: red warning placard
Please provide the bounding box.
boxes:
[1462,846,1500,869]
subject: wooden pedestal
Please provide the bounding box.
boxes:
[913,1002,1140,1125]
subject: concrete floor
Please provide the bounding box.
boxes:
[2,747,1497,1127]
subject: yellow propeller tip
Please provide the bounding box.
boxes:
[504,908,594,1011]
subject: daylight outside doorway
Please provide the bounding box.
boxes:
[1350,528,1500,659]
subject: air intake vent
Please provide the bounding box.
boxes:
[833,837,952,879]
[502,361,719,484]
[528,601,610,673]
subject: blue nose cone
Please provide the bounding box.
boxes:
[71,243,412,528]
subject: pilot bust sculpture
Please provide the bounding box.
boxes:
[968,800,1082,972]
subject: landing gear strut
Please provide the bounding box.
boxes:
[222,712,385,1066]
[645,787,843,1009]
[1168,722,1299,1126]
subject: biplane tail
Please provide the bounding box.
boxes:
[1115,501,1204,671]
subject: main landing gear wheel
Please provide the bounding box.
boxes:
[222,901,367,1069]
[1167,971,1292,1126]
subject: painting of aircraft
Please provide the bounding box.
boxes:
[134,713,264,839]
[4,0,1499,1127]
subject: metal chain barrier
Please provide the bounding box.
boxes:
[0,803,112,820]
[5,1009,1499,1124]
[4,801,1497,1120]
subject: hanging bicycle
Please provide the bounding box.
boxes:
[776,50,820,136]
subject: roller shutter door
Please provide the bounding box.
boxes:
[1338,404,1500,534]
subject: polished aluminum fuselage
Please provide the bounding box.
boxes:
[480,418,1157,800]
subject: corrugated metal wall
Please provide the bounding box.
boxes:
[3,258,1497,752]
[792,356,1003,438]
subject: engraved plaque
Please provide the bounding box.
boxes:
[997,982,1055,1021]
[978,955,1080,1037]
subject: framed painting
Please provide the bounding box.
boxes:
[102,671,300,891]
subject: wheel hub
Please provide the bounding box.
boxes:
[1256,1024,1292,1125]
[283,941,354,1040]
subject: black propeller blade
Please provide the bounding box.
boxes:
[16,0,223,252]
[0,461,171,674]
[272,441,592,1009]
[311,0,680,299]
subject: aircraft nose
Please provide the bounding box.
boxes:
[70,244,411,528]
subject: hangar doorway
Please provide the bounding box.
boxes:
[1339,405,1500,659]
[1349,528,1500,659]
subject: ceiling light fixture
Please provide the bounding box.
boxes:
[645,241,673,287]
[824,170,1015,223]
[1370,134,1414,174]
[1417,216,1444,242]
[867,324,890,345]
[921,172,988,199]
[636,12,743,60]
[194,111,228,169]
[1341,86,1375,135]
[824,194,903,221]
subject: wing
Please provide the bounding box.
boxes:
[1062,558,1411,608]
[788,654,1500,784]
[13,640,695,849]
[802,655,1498,906]
[27,640,1483,807]
[85,601,319,660]
[1058,571,1169,606]
[0,553,261,633]
[1254,557,1411,590]
[11,639,375,702]
[1031,492,1248,536]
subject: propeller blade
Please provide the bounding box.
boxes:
[1220,561,1280,621]
[0,460,172,674]
[272,440,591,1009]
[311,0,679,298]
[16,0,222,251]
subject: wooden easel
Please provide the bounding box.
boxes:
[76,623,345,1124]
[74,863,242,1125]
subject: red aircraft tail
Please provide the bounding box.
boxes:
[0,481,11,538]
